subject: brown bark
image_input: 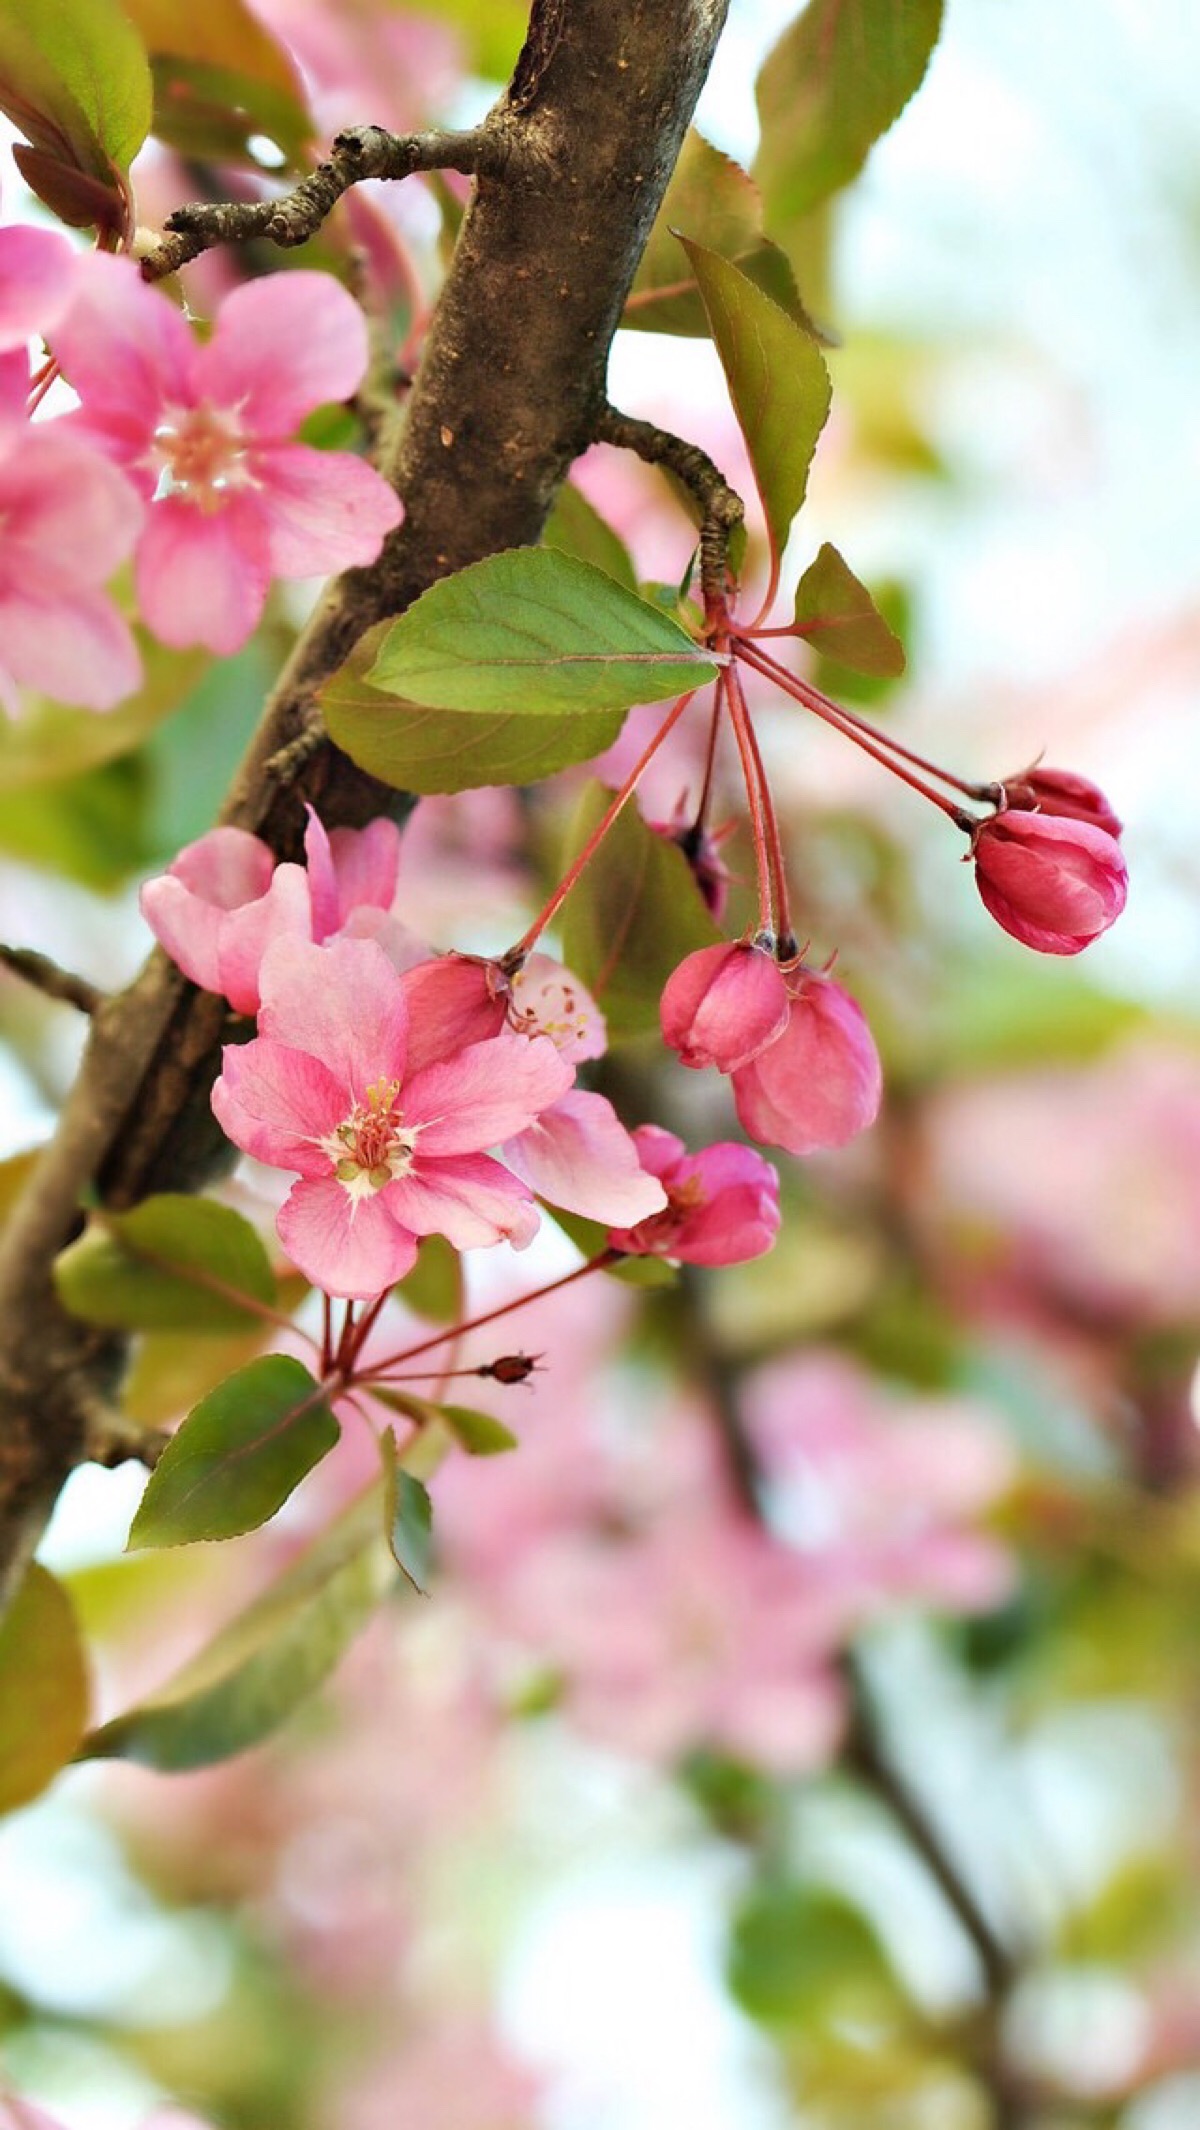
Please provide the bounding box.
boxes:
[0,0,731,1595]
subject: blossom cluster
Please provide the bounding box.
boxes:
[142,811,781,1299]
[0,238,402,712]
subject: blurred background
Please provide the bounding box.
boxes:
[2,0,1198,2125]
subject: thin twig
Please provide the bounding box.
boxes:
[594,401,744,607]
[140,124,510,281]
[0,945,103,1016]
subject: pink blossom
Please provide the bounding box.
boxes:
[972,808,1128,954]
[661,939,789,1072]
[211,936,573,1296]
[0,219,77,352]
[1002,764,1123,839]
[607,1124,780,1265]
[140,811,409,1013]
[140,826,311,1013]
[0,361,143,714]
[50,256,403,654]
[731,969,882,1156]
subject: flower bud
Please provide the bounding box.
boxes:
[1001,766,1122,839]
[660,941,789,1073]
[731,971,882,1157]
[972,810,1127,955]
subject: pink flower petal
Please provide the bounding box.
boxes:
[732,976,882,1156]
[0,223,77,350]
[257,935,408,1093]
[212,1037,348,1174]
[50,252,196,456]
[198,271,371,433]
[502,1091,668,1224]
[135,492,270,654]
[217,864,312,1014]
[169,826,275,907]
[278,1175,417,1298]
[0,576,141,711]
[399,957,504,1075]
[385,1153,539,1251]
[304,808,402,940]
[661,941,789,1072]
[1,427,143,580]
[251,442,402,577]
[404,1034,573,1155]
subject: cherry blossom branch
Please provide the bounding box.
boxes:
[593,401,744,607]
[0,944,103,1016]
[0,0,734,1598]
[140,125,509,281]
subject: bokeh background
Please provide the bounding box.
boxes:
[2,1,1198,2125]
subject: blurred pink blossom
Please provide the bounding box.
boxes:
[51,257,402,653]
[744,1351,1015,1614]
[0,325,143,713]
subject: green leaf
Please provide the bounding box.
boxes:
[127,1356,338,1549]
[84,1488,393,1770]
[0,1563,89,1814]
[0,0,153,234]
[543,482,638,591]
[367,549,717,716]
[559,781,721,1039]
[681,238,831,568]
[792,542,906,677]
[55,1195,277,1333]
[379,1429,433,1592]
[756,0,944,225]
[124,0,312,166]
[322,652,627,796]
[624,130,827,341]
[395,1235,464,1323]
[625,130,762,335]
[730,1879,900,2028]
[438,1405,519,1456]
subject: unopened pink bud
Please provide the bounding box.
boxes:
[1002,766,1122,839]
[731,971,882,1156]
[972,810,1127,955]
[660,941,789,1073]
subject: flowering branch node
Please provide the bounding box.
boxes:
[141,124,509,281]
[0,944,103,1016]
[593,401,744,608]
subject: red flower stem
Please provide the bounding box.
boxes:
[720,662,778,935]
[691,683,725,832]
[735,639,976,829]
[505,687,701,963]
[726,657,794,948]
[354,1250,619,1383]
[340,1287,393,1373]
[321,1292,334,1375]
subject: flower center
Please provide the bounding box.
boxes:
[325,1078,417,1198]
[152,401,253,511]
[508,968,592,1052]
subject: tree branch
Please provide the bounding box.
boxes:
[595,400,745,607]
[0,945,103,1016]
[140,125,509,280]
[0,0,732,1597]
